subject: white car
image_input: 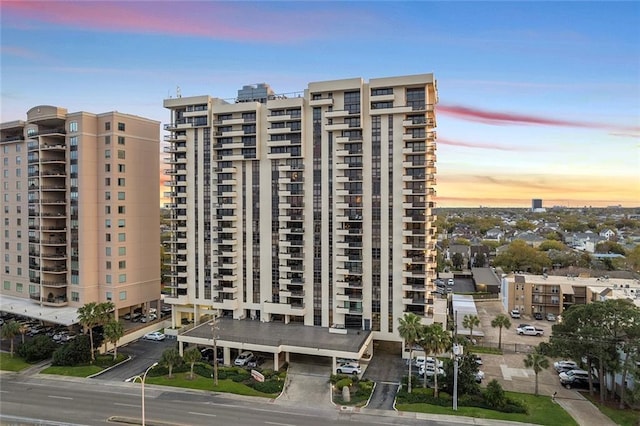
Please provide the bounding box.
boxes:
[140,313,157,323]
[475,370,485,383]
[510,310,521,319]
[234,351,254,366]
[419,364,445,377]
[143,331,166,341]
[336,364,361,375]
[415,356,443,368]
[447,279,454,286]
[554,360,578,373]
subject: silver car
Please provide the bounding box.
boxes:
[336,364,361,375]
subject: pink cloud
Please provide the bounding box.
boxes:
[1,1,342,43]
[438,137,528,151]
[439,104,640,132]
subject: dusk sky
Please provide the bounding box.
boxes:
[1,1,639,208]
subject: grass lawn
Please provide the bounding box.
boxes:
[397,391,578,426]
[146,372,277,397]
[0,353,31,372]
[581,391,640,426]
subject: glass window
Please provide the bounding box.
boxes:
[106,261,111,270]
[119,260,126,269]
[118,219,125,228]
[105,219,111,228]
[3,281,10,290]
[118,136,125,145]
[70,136,78,146]
[118,247,126,255]
[106,292,112,301]
[118,192,125,200]
[118,178,125,186]
[118,206,125,214]
[16,283,23,293]
[105,149,111,158]
[118,164,125,173]
[69,121,78,132]
[117,150,125,159]
[105,135,111,145]
[106,275,112,284]
[105,122,111,131]
[105,192,111,200]
[105,177,111,186]
[118,233,125,242]
[71,292,79,302]
[105,164,111,172]
[106,234,111,242]
[119,290,126,300]
[117,122,125,131]
[119,274,126,283]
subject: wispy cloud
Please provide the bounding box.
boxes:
[438,137,529,152]
[1,1,358,43]
[0,45,43,60]
[439,104,640,132]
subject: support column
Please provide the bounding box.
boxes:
[223,347,231,365]
[273,352,279,371]
[178,340,184,356]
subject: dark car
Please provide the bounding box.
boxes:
[559,369,600,390]
[534,312,543,320]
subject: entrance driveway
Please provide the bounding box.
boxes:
[276,360,332,409]
[362,343,405,410]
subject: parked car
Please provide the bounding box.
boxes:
[510,310,521,319]
[123,313,132,320]
[546,313,556,322]
[533,312,543,320]
[336,364,361,375]
[247,356,264,368]
[472,355,483,365]
[475,370,485,383]
[140,313,157,323]
[143,331,166,341]
[559,369,598,389]
[554,360,579,373]
[234,351,254,366]
[419,364,445,377]
[516,325,544,336]
[447,278,455,286]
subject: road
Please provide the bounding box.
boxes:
[0,373,487,426]
[95,336,176,380]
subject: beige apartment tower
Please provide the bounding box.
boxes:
[163,74,443,347]
[1,106,161,323]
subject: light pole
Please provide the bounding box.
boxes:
[452,343,463,411]
[131,362,158,426]
[209,316,219,386]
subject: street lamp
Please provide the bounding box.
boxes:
[131,362,158,426]
[209,316,219,386]
[452,343,463,411]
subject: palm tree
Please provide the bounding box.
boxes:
[491,314,511,350]
[103,320,124,360]
[462,314,480,344]
[77,302,99,362]
[18,323,29,344]
[96,301,115,353]
[1,320,21,357]
[419,323,451,397]
[524,350,550,395]
[398,312,422,393]
[183,346,202,380]
[160,347,182,379]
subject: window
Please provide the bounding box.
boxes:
[16,155,21,165]
[117,178,125,186]
[119,274,126,283]
[106,234,111,242]
[106,247,111,256]
[117,122,125,131]
[69,121,78,132]
[105,219,111,228]
[106,261,112,270]
[118,136,125,145]
[118,164,125,173]
[105,206,111,214]
[117,150,125,159]
[106,292,112,301]
[105,177,111,186]
[118,206,126,214]
[71,291,79,302]
[3,281,10,290]
[105,192,111,200]
[118,233,125,242]
[106,275,112,284]
[105,122,111,131]
[119,260,126,269]
[105,135,111,145]
[119,291,126,300]
[118,247,126,255]
[105,149,111,158]
[16,283,23,293]
[118,219,125,228]
[29,284,36,294]
[118,192,125,200]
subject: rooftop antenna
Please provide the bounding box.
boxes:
[177,86,182,98]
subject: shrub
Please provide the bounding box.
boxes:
[252,379,283,394]
[484,379,507,409]
[336,377,353,390]
[194,362,213,378]
[52,335,91,366]
[17,335,57,362]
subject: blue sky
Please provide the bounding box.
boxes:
[1,1,638,207]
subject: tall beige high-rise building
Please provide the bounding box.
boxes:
[163,74,443,359]
[1,106,161,324]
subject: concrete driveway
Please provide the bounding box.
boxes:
[362,347,405,410]
[276,360,333,409]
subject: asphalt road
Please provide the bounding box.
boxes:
[0,374,476,426]
[94,336,176,380]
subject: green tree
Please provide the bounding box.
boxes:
[539,240,565,251]
[160,347,182,378]
[462,314,480,344]
[490,314,511,350]
[418,323,451,397]
[493,240,551,274]
[96,301,115,353]
[484,379,507,409]
[473,252,486,267]
[398,313,422,393]
[515,220,535,231]
[595,241,626,255]
[77,302,100,362]
[452,253,464,270]
[627,245,640,272]
[103,320,124,361]
[524,350,549,396]
[1,320,21,357]
[183,346,202,379]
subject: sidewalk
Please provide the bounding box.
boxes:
[555,392,618,426]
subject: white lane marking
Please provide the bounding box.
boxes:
[48,395,73,400]
[265,422,296,426]
[114,402,140,407]
[188,412,217,417]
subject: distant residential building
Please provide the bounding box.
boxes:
[512,231,546,248]
[485,227,504,241]
[1,106,160,325]
[501,273,640,317]
[531,198,545,212]
[162,74,443,366]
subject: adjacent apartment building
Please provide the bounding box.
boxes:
[163,74,444,361]
[1,105,161,325]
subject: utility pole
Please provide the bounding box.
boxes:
[209,316,219,386]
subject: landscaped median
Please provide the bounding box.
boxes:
[330,374,374,406]
[0,352,31,372]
